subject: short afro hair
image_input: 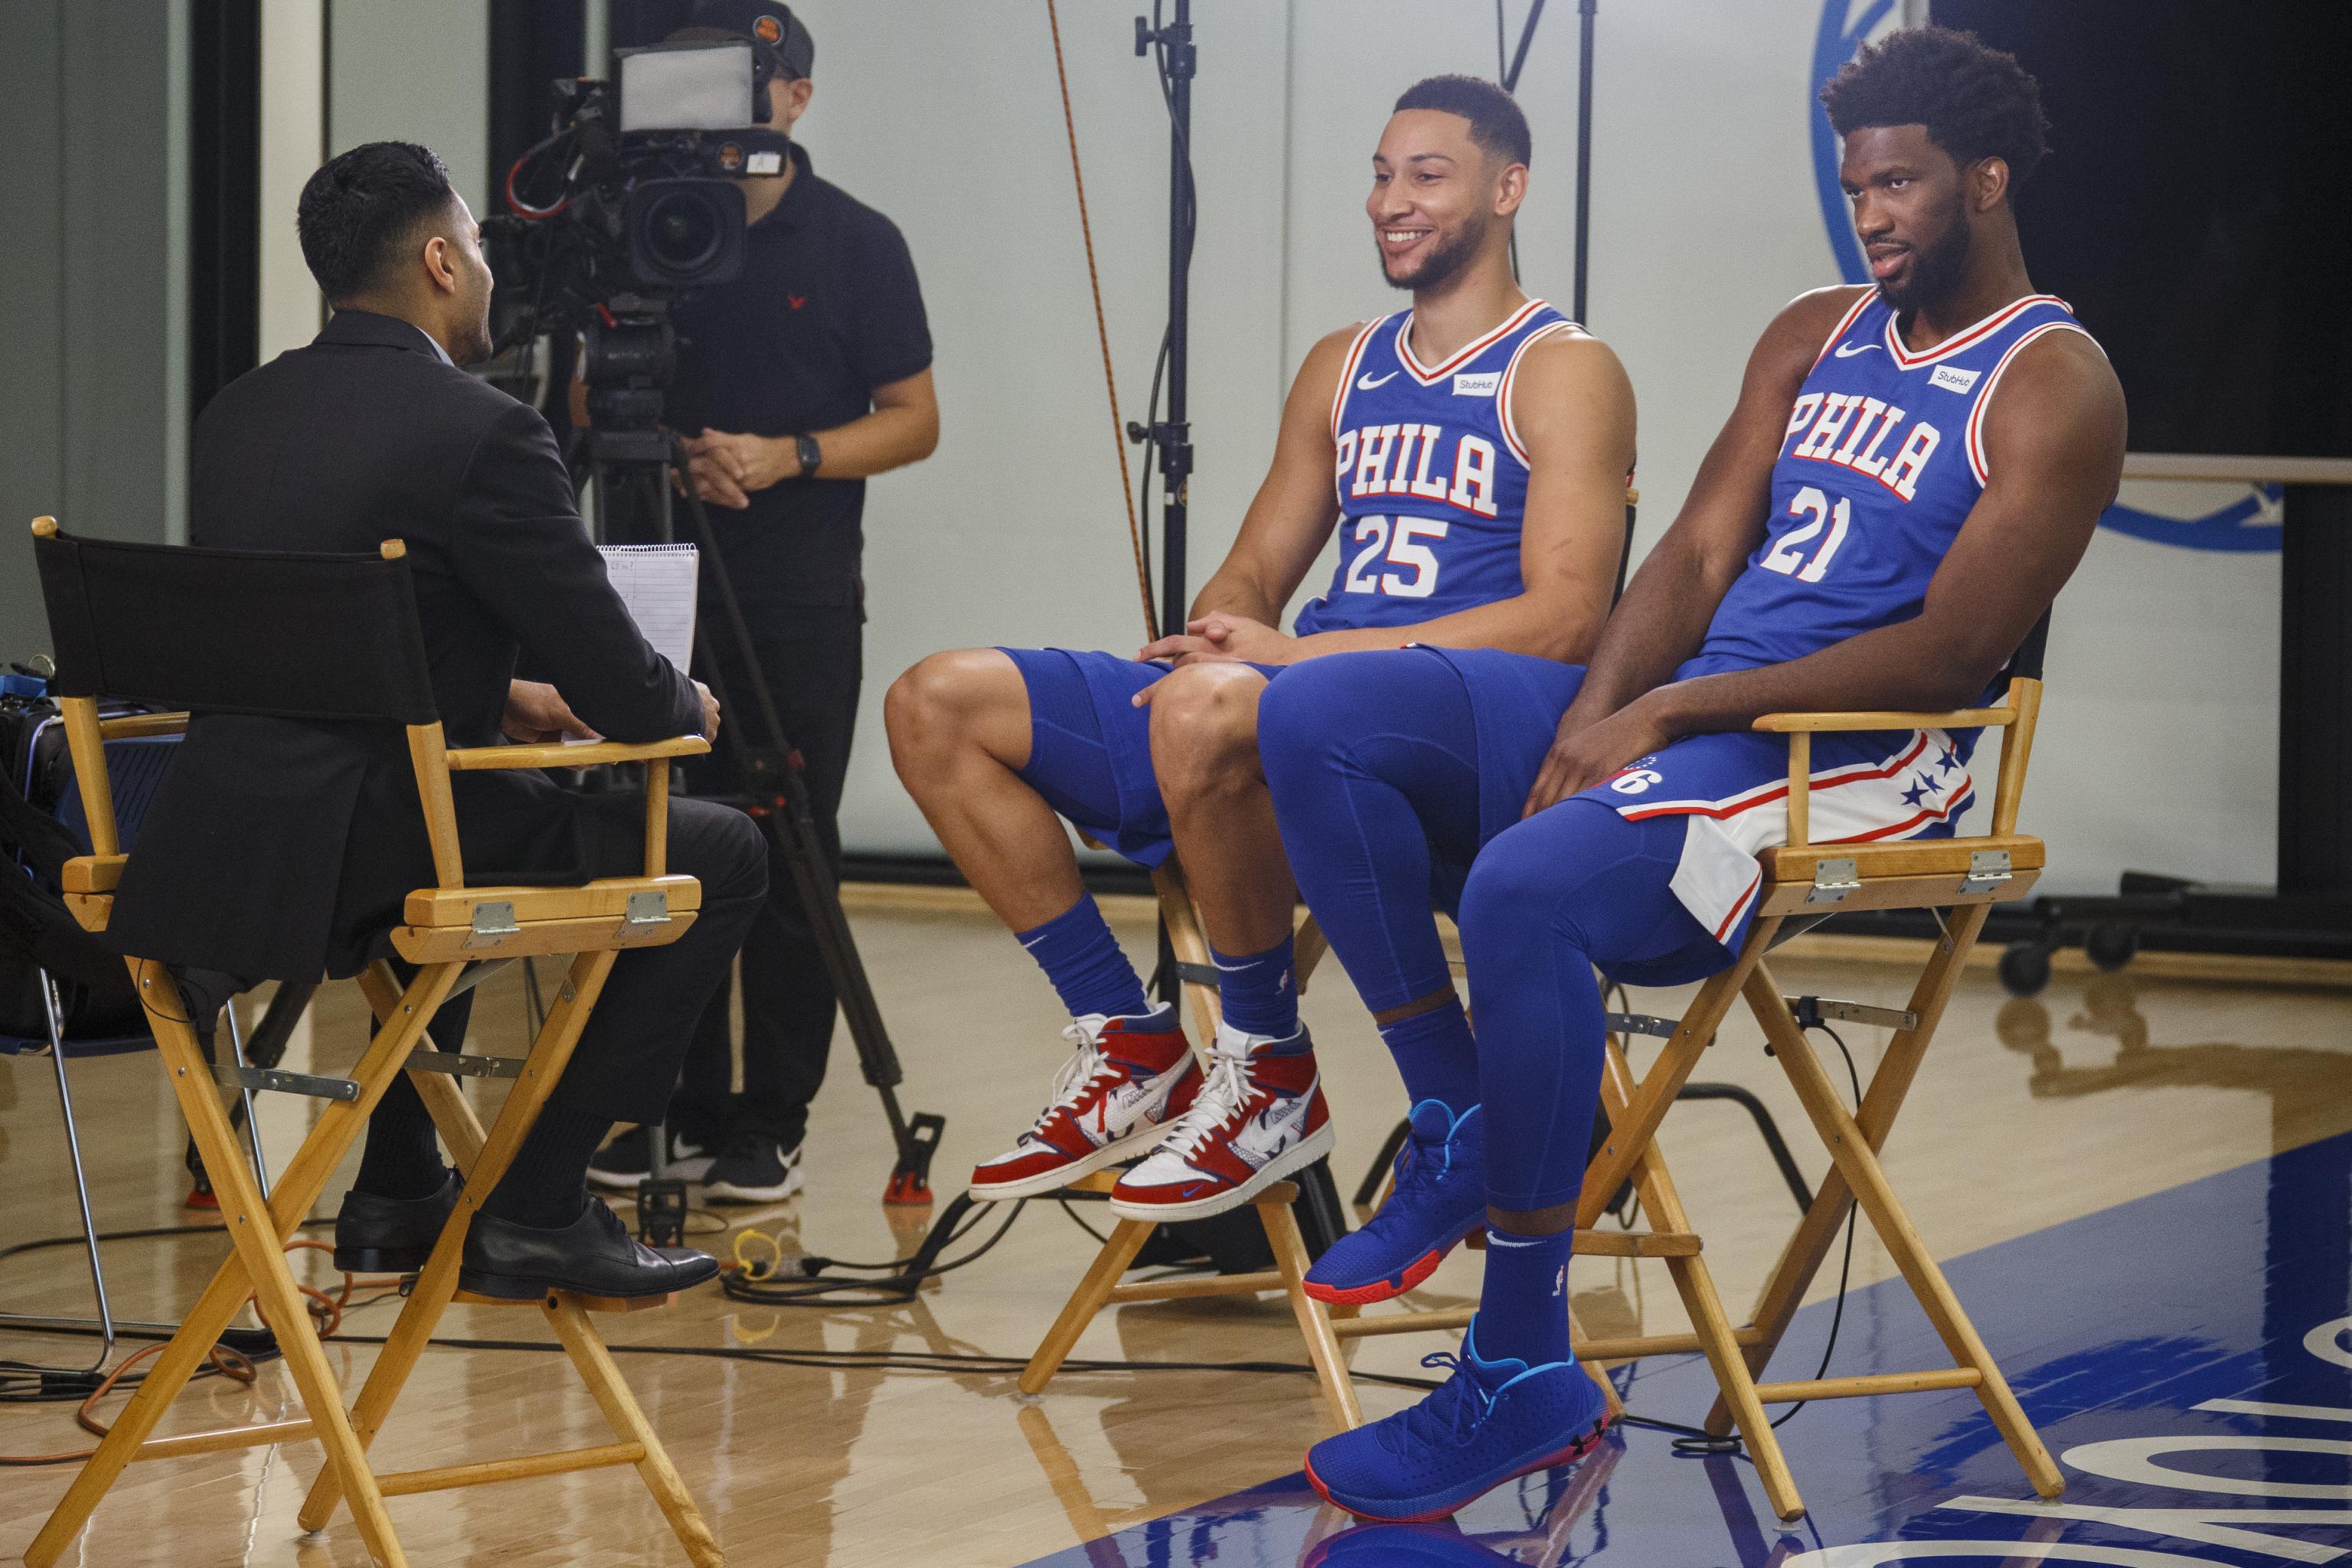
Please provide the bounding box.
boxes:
[1393,75,1531,169]
[296,142,459,302]
[1820,25,2049,189]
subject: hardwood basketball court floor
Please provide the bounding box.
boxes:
[5,888,2349,1566]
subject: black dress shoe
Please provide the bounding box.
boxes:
[458,1197,720,1302]
[333,1171,461,1273]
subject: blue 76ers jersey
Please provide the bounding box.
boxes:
[1696,289,2096,680]
[1292,298,1579,635]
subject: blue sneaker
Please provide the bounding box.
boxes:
[1304,1319,1609,1524]
[1306,1101,1485,1305]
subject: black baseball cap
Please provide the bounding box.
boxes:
[684,1,815,80]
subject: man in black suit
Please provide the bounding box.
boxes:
[109,142,767,1302]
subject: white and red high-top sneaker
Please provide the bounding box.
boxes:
[969,1005,1200,1201]
[1108,1024,1333,1221]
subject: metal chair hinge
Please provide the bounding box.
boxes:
[214,1062,361,1102]
[1604,1011,1682,1040]
[621,890,671,933]
[1960,849,2013,897]
[404,1052,525,1082]
[466,900,520,950]
[1805,858,1860,906]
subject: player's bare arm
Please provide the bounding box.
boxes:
[1129,325,1354,671]
[1527,325,2124,808]
[1521,285,1864,812]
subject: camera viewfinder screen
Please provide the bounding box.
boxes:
[617,42,757,134]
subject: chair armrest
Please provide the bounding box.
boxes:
[62,854,124,893]
[444,735,712,772]
[1753,707,2015,733]
[98,711,189,739]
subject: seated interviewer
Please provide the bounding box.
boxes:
[108,141,769,1302]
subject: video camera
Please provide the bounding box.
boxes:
[485,38,789,457]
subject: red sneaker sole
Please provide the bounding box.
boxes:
[1302,1420,1609,1524]
[1300,1245,1448,1306]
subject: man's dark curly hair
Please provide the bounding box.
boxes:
[1819,25,2049,189]
[1394,75,1532,168]
[296,141,458,302]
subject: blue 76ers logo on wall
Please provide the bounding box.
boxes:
[1808,2,2278,554]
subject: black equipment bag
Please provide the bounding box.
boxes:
[0,687,148,1041]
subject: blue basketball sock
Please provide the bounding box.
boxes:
[1210,935,1298,1041]
[1016,894,1152,1022]
[1378,998,1479,1115]
[1475,1223,1576,1367]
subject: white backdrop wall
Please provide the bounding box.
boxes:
[309,0,2280,896]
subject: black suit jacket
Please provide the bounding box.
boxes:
[108,310,702,981]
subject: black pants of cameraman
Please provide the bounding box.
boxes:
[673,605,861,1157]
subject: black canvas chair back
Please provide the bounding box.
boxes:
[34,529,436,725]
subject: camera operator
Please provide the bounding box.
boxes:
[590,1,939,1204]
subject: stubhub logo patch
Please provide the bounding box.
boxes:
[1452,372,1501,397]
[1930,364,1981,394]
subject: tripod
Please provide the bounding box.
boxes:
[580,418,943,1207]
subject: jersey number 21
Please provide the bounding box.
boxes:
[1762,485,1851,583]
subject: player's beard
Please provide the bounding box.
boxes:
[1383,210,1488,295]
[1877,188,1972,315]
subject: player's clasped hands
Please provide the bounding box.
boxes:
[1131,612,1297,707]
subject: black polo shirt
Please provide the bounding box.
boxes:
[667,143,932,610]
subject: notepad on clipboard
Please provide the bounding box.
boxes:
[583,543,699,743]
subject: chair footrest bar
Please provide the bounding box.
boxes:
[1332,1307,1475,1339]
[1573,1228,1700,1258]
[1577,1326,1769,1362]
[374,1441,645,1496]
[1108,1270,1285,1303]
[404,1050,524,1082]
[212,1062,359,1102]
[134,1418,315,1461]
[1755,1367,1981,1403]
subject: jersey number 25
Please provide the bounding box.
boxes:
[1343,515,1448,599]
[1761,485,1852,583]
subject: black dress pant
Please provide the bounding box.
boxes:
[671,605,861,1151]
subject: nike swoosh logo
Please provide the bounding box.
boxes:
[1833,342,1882,358]
[1486,1233,1546,1248]
[1357,371,1399,389]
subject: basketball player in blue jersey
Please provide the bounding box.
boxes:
[885,76,1635,1223]
[1259,28,2126,1520]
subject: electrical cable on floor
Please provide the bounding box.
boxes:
[5,1022,1865,1466]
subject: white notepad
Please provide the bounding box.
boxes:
[596,543,699,671]
[584,544,700,743]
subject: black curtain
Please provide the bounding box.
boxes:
[188,0,260,432]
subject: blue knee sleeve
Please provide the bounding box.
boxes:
[1259,651,1485,1013]
[1459,802,1733,1212]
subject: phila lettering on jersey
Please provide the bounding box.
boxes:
[1293,297,1579,635]
[1697,288,2099,676]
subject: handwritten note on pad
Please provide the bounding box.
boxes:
[596,544,700,672]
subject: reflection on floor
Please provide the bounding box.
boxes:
[2,894,2350,1567]
[1020,1128,2352,1566]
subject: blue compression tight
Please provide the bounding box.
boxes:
[1259,650,1731,1213]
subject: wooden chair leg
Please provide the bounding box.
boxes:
[547,1297,725,1568]
[301,949,616,1531]
[1743,961,2064,1500]
[1259,1196,1363,1429]
[1706,905,1988,1436]
[1596,1038,1804,1521]
[1576,923,1777,1231]
[1021,1216,1156,1395]
[1151,861,1225,1044]
[28,960,458,1568]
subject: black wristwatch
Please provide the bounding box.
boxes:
[794,433,823,478]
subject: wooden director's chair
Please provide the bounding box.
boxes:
[24,519,723,1568]
[1302,621,2063,1521]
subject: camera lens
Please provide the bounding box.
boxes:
[642,188,722,273]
